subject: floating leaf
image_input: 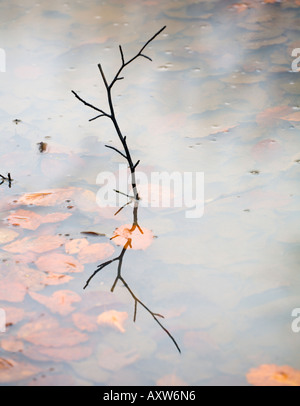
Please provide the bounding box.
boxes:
[35,253,84,274]
[77,243,115,264]
[247,364,300,386]
[29,290,81,316]
[111,224,154,250]
[2,235,64,254]
[97,310,128,333]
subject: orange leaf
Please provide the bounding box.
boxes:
[247,364,300,386]
[35,253,84,274]
[77,243,115,264]
[29,290,81,316]
[2,235,64,254]
[7,209,42,230]
[111,224,154,250]
[97,310,128,333]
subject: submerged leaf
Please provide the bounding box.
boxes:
[2,235,64,254]
[29,290,82,316]
[247,364,300,386]
[35,253,84,274]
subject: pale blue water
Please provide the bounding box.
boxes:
[0,0,299,386]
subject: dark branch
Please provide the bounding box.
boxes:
[105,144,127,160]
[71,90,110,117]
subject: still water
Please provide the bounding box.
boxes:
[0,0,300,386]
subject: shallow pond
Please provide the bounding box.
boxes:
[0,0,300,386]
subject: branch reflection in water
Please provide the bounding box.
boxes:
[84,199,181,354]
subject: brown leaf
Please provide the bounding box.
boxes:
[2,235,64,254]
[29,290,81,316]
[247,364,300,386]
[35,253,84,274]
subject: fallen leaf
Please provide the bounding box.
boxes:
[247,364,300,386]
[35,253,84,274]
[2,235,64,254]
[72,312,98,332]
[65,238,89,254]
[0,228,19,244]
[42,272,73,286]
[6,210,72,230]
[14,188,76,206]
[0,281,27,302]
[29,290,81,316]
[1,338,24,352]
[111,224,154,250]
[256,105,292,126]
[97,310,128,333]
[0,357,40,383]
[77,243,115,264]
[18,315,87,347]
